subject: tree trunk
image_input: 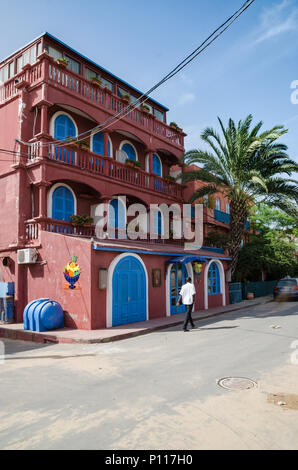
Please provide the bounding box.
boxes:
[228,197,248,279]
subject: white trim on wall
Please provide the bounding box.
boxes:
[47,182,77,218]
[166,262,194,317]
[204,259,226,310]
[106,252,149,328]
[49,111,78,138]
[119,139,138,161]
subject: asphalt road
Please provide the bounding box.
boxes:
[0,299,298,450]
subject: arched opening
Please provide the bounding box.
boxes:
[91,131,112,157]
[120,141,138,161]
[50,112,78,140]
[106,253,148,327]
[166,262,194,317]
[204,259,226,310]
[47,183,76,221]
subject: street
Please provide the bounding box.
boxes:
[0,300,298,450]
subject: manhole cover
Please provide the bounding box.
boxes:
[217,377,258,391]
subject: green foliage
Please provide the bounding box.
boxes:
[204,231,229,249]
[181,114,298,276]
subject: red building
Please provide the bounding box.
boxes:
[0,32,232,330]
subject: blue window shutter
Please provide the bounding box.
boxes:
[52,186,74,221]
[54,115,76,140]
[93,132,104,155]
[109,199,125,230]
[153,154,162,177]
[122,143,136,161]
[208,262,220,295]
[154,211,162,235]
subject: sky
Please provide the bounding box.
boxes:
[1,0,298,161]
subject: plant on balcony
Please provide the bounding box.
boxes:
[69,214,94,227]
[121,94,130,104]
[181,114,298,279]
[204,232,229,250]
[91,76,102,87]
[72,140,90,150]
[169,122,178,129]
[125,158,141,169]
[141,104,151,114]
[163,175,176,183]
[56,57,69,68]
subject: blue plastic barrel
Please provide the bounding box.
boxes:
[23,299,64,332]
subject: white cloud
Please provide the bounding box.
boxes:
[253,0,298,45]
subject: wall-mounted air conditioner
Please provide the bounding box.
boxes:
[17,248,38,265]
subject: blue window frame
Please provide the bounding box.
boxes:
[122,143,136,161]
[208,262,220,295]
[92,132,111,156]
[52,186,74,221]
[154,211,162,235]
[54,114,76,140]
[152,154,162,177]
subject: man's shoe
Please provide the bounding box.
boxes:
[183,329,189,332]
[191,325,196,329]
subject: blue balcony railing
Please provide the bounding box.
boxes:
[214,209,230,224]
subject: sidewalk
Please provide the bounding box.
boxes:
[0,296,273,345]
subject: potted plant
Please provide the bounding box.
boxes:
[70,214,94,227]
[169,121,178,129]
[141,104,151,114]
[91,76,102,87]
[125,158,141,169]
[56,57,69,68]
[121,94,130,104]
[164,175,176,183]
[72,140,90,151]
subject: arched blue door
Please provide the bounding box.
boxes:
[170,263,188,315]
[112,256,147,326]
[54,114,76,140]
[122,143,136,161]
[52,186,74,221]
[93,132,111,156]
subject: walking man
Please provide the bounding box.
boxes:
[176,277,196,332]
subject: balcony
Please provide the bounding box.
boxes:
[30,142,183,199]
[25,218,185,248]
[0,55,185,150]
[214,209,230,225]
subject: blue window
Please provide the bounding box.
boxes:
[154,211,162,235]
[109,199,126,238]
[208,262,220,295]
[122,143,136,161]
[54,114,76,140]
[52,186,74,221]
[215,198,221,211]
[92,132,111,156]
[153,154,162,177]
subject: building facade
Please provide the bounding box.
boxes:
[0,33,232,330]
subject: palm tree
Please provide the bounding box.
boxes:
[181,115,298,279]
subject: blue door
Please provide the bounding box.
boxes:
[170,263,187,315]
[109,199,126,239]
[52,186,74,221]
[112,256,147,326]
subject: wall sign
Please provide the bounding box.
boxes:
[152,268,162,288]
[63,255,81,290]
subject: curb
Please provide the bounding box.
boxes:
[0,297,273,345]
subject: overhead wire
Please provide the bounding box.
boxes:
[16,0,256,151]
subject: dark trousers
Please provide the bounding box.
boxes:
[183,304,194,330]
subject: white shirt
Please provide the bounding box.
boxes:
[180,282,196,305]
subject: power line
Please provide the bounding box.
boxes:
[17,0,256,151]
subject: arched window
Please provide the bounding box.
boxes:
[122,143,137,161]
[215,198,221,211]
[154,210,162,235]
[52,186,74,221]
[208,262,220,295]
[109,198,126,238]
[54,114,76,140]
[92,132,111,156]
[153,153,162,177]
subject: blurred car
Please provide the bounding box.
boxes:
[273,278,298,301]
